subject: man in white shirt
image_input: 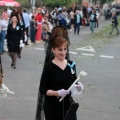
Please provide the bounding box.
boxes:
[22,8,30,45]
[50,7,58,25]
[0,16,8,53]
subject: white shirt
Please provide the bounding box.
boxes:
[7,9,12,16]
[29,13,33,20]
[22,12,30,28]
[0,19,8,31]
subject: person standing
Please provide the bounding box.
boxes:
[89,9,97,33]
[38,35,83,120]
[69,9,75,30]
[30,16,37,44]
[0,15,8,53]
[50,7,58,26]
[109,12,119,35]
[6,15,22,69]
[22,8,30,45]
[74,10,82,35]
[35,8,43,42]
[2,9,9,20]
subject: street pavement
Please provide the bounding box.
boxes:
[0,16,120,120]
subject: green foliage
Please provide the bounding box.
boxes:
[89,18,120,47]
[16,0,31,8]
[43,0,78,7]
[92,0,114,5]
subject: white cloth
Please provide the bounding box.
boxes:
[19,40,24,48]
[71,82,84,96]
[0,19,8,31]
[58,7,62,11]
[24,35,27,42]
[29,13,33,20]
[1,84,9,92]
[7,9,12,16]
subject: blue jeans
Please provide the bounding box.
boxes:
[90,22,95,33]
[0,30,6,52]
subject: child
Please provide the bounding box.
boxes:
[42,28,49,41]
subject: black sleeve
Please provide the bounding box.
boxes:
[18,23,22,40]
[39,64,51,95]
[22,15,26,32]
[6,24,11,44]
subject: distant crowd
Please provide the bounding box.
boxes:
[0,3,120,55]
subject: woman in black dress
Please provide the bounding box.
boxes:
[18,12,26,58]
[6,15,22,69]
[39,36,83,120]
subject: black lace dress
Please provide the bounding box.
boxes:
[6,23,22,54]
[39,60,77,120]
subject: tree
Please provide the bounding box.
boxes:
[42,0,78,8]
[92,0,114,5]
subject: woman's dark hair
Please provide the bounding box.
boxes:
[10,15,19,24]
[23,8,27,13]
[31,16,34,19]
[51,36,68,49]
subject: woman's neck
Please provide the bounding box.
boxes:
[53,57,66,63]
[13,22,17,25]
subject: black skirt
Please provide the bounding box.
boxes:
[7,40,20,54]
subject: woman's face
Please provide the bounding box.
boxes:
[12,16,17,23]
[52,43,67,60]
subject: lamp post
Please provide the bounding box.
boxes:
[90,0,93,6]
[31,0,35,12]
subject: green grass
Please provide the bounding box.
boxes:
[90,18,120,43]
[80,18,120,50]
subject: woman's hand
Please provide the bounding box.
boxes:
[75,82,84,91]
[58,89,69,97]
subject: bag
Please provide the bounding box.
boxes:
[64,102,79,120]
[61,18,66,25]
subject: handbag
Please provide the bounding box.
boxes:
[66,18,70,24]
[64,101,79,120]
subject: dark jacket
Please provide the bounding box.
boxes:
[112,16,118,26]
[74,14,82,25]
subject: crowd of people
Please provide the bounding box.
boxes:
[0,5,102,67]
[103,3,120,20]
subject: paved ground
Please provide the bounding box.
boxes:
[0,16,120,120]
